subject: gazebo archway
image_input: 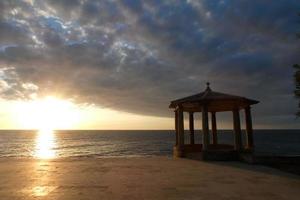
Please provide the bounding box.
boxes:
[169,83,259,160]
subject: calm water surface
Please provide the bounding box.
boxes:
[0,130,299,158]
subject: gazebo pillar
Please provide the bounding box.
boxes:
[174,110,178,146]
[177,106,185,148]
[189,112,195,145]
[211,112,217,145]
[233,109,242,151]
[245,106,254,149]
[202,105,209,150]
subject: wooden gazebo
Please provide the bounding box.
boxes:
[169,83,259,160]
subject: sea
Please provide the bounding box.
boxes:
[0,130,299,158]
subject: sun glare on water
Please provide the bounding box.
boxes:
[35,129,56,159]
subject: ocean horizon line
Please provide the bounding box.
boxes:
[0,129,299,131]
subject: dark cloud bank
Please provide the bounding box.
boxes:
[0,0,300,128]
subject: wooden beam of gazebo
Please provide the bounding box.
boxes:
[169,83,259,160]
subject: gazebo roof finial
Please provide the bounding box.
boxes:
[206,82,211,91]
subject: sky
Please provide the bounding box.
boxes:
[0,0,299,129]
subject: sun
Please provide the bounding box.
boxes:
[14,96,81,131]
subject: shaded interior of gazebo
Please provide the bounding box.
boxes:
[169,83,259,160]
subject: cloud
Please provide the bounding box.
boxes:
[0,0,299,127]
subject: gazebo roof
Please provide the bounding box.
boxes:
[169,83,259,112]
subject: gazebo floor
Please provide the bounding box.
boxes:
[173,144,252,161]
